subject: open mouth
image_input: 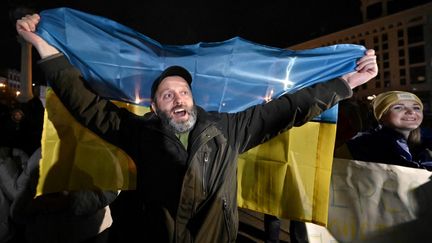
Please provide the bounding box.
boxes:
[173,108,187,118]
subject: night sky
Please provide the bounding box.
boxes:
[0,0,429,75]
[0,0,364,70]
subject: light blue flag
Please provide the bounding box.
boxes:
[36,7,365,122]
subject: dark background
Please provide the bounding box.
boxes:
[0,0,429,73]
[1,0,364,70]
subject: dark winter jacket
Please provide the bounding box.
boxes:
[40,54,352,243]
[345,125,432,170]
[0,147,31,243]
[0,173,13,242]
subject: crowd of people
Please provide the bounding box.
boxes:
[0,9,430,243]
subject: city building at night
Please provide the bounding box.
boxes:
[290,1,431,122]
[0,69,21,100]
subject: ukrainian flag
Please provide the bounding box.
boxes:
[35,7,365,226]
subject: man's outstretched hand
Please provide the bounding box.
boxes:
[16,13,59,58]
[341,49,378,89]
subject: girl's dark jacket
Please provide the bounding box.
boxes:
[39,54,352,243]
[346,125,432,170]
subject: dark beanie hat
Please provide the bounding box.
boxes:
[151,66,192,100]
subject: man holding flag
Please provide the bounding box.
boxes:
[17,12,377,243]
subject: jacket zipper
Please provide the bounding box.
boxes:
[222,198,232,241]
[202,152,209,196]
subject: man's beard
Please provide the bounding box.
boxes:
[156,105,197,133]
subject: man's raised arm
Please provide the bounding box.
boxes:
[16,14,59,59]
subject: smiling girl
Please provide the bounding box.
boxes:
[338,91,432,169]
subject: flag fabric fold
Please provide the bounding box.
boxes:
[37,7,365,119]
[307,158,432,242]
[35,7,366,225]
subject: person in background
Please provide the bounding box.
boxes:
[1,108,29,151]
[0,147,118,243]
[264,214,281,243]
[17,13,378,242]
[334,98,364,149]
[335,91,432,169]
[264,214,309,243]
[0,96,44,157]
[0,55,115,243]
